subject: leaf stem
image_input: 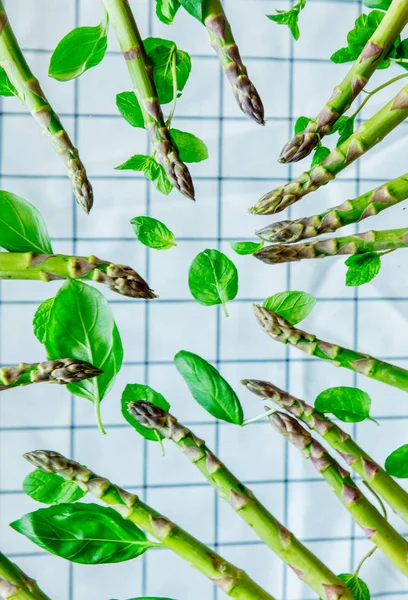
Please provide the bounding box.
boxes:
[94,400,106,435]
[243,407,275,426]
[354,545,377,577]
[350,72,408,120]
[221,301,229,318]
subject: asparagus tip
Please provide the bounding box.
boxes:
[128,400,169,430]
[279,131,319,163]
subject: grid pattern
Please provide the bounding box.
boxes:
[1,0,408,598]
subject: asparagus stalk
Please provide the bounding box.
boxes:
[0,551,51,600]
[256,173,408,243]
[279,0,408,163]
[254,304,408,392]
[253,228,408,265]
[270,411,408,577]
[243,379,408,525]
[0,1,92,213]
[128,401,355,600]
[0,359,102,391]
[102,0,194,200]
[251,85,408,215]
[201,0,264,124]
[0,252,156,299]
[23,451,275,600]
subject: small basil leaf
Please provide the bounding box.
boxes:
[122,384,170,442]
[364,0,391,8]
[144,38,191,104]
[11,503,155,564]
[174,350,244,425]
[263,291,316,325]
[267,0,306,41]
[345,253,381,287]
[0,66,17,97]
[331,47,354,64]
[315,387,373,423]
[169,129,208,163]
[178,0,205,22]
[23,470,86,504]
[116,92,145,128]
[155,0,181,24]
[385,444,408,478]
[131,216,176,250]
[294,116,312,135]
[33,297,55,344]
[311,145,330,167]
[230,240,264,255]
[0,191,53,253]
[116,154,173,196]
[338,574,370,600]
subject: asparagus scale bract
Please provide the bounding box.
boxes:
[279,0,408,163]
[24,450,275,600]
[129,401,355,600]
[254,305,408,392]
[0,1,92,213]
[0,551,51,600]
[0,359,102,391]
[251,84,408,215]
[243,379,408,526]
[0,252,156,299]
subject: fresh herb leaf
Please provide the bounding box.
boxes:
[144,38,191,105]
[155,0,181,24]
[335,116,355,146]
[116,154,173,195]
[188,249,238,316]
[267,0,306,41]
[363,0,391,9]
[131,216,176,250]
[395,39,408,71]
[11,503,155,564]
[338,573,370,600]
[178,0,205,22]
[385,444,408,478]
[23,470,85,504]
[230,240,265,255]
[174,350,244,425]
[315,386,373,423]
[330,47,354,64]
[122,384,170,442]
[116,92,145,129]
[0,66,17,97]
[345,253,381,287]
[294,116,312,135]
[169,129,208,163]
[311,145,330,167]
[263,291,316,325]
[0,191,53,253]
[33,297,55,344]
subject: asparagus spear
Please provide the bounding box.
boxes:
[279,0,408,163]
[270,411,408,577]
[251,85,408,215]
[128,401,355,600]
[24,451,275,600]
[253,228,408,265]
[0,252,156,299]
[256,173,408,243]
[102,0,194,200]
[243,379,408,525]
[254,304,408,392]
[0,551,51,600]
[0,1,92,213]
[0,359,102,391]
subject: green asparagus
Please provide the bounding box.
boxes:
[0,1,92,213]
[251,84,408,215]
[128,401,355,600]
[0,551,51,600]
[254,304,408,392]
[24,450,275,600]
[256,173,408,243]
[270,411,408,577]
[0,252,156,299]
[102,0,195,200]
[253,228,408,265]
[243,379,408,525]
[0,359,102,391]
[279,0,408,163]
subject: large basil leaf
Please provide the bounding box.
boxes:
[315,387,373,423]
[144,38,191,105]
[0,191,53,253]
[263,291,316,325]
[122,384,170,442]
[23,470,86,504]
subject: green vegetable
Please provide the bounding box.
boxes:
[0,65,16,96]
[385,444,408,477]
[310,145,330,167]
[23,470,86,504]
[263,291,316,325]
[131,216,176,250]
[338,574,370,600]
[267,0,306,41]
[294,116,312,134]
[169,129,208,163]
[116,155,172,196]
[121,383,170,442]
[33,298,55,344]
[0,552,51,600]
[364,0,391,8]
[230,240,264,255]
[155,0,181,24]
[345,253,382,287]
[143,38,191,105]
[116,91,145,128]
[314,387,373,423]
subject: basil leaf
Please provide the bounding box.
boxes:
[116,92,145,129]
[294,115,311,135]
[178,0,205,22]
[131,216,176,250]
[0,191,53,253]
[311,145,330,167]
[267,0,306,41]
[315,387,373,423]
[43,280,123,431]
[364,0,391,10]
[188,249,238,316]
[230,240,264,255]
[144,38,191,105]
[338,574,370,600]
[385,444,408,478]
[263,291,316,325]
[345,253,381,287]
[396,39,408,71]
[155,0,181,24]
[23,470,86,504]
[336,117,355,146]
[49,19,108,81]
[169,129,208,163]
[175,350,244,425]
[331,47,354,64]
[0,66,17,97]
[33,297,55,344]
[11,503,155,564]
[122,384,170,442]
[116,154,173,196]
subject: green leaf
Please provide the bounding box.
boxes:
[315,386,373,423]
[0,191,53,253]
[336,117,355,146]
[116,92,145,129]
[338,573,370,600]
[169,129,208,163]
[121,384,170,442]
[131,216,176,250]
[49,19,108,81]
[385,444,408,478]
[188,249,238,316]
[345,253,381,287]
[33,297,55,344]
[294,116,312,135]
[43,280,123,431]
[155,0,181,24]
[11,503,155,564]
[116,154,173,196]
[144,38,191,105]
[174,350,244,425]
[395,39,408,71]
[230,240,264,255]
[267,0,306,41]
[0,66,17,97]
[330,47,354,64]
[364,0,391,10]
[263,291,316,325]
[178,0,205,22]
[311,145,330,167]
[23,470,86,504]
